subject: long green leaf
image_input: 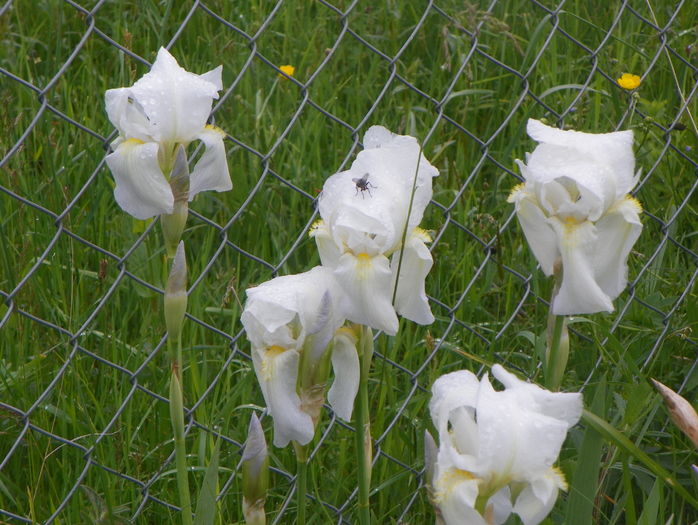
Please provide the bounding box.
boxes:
[193,437,222,525]
[637,478,662,525]
[565,377,606,525]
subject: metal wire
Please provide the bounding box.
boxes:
[1,0,696,522]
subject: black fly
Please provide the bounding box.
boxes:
[352,173,376,198]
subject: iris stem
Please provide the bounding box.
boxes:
[354,325,374,525]
[169,332,192,525]
[293,443,308,525]
[546,313,567,392]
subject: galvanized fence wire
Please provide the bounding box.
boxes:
[1,0,697,522]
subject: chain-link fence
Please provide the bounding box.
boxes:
[1,0,697,523]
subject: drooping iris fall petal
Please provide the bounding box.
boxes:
[106,139,173,219]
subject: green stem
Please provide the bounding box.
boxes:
[545,314,567,391]
[293,443,308,525]
[168,292,191,525]
[169,359,192,525]
[354,325,373,525]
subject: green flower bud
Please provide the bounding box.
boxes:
[242,413,269,525]
[164,242,187,341]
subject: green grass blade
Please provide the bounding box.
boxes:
[581,409,698,509]
[637,478,662,525]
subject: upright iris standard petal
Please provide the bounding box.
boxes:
[509,119,642,315]
[526,119,636,196]
[427,365,582,525]
[129,48,222,144]
[105,89,153,143]
[314,126,439,332]
[106,139,174,219]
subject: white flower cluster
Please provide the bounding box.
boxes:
[241,126,440,447]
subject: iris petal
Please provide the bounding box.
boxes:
[333,252,398,335]
[548,218,614,314]
[252,347,314,448]
[327,329,360,421]
[130,47,221,144]
[105,140,173,219]
[593,196,642,299]
[189,125,232,199]
[390,230,434,324]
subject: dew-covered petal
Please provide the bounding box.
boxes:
[524,144,615,221]
[593,196,643,300]
[333,252,398,334]
[105,139,173,219]
[241,289,298,351]
[474,372,574,482]
[105,88,154,143]
[189,125,232,199]
[526,119,636,197]
[430,370,480,448]
[319,169,399,254]
[491,365,582,428]
[318,126,438,254]
[241,266,345,351]
[327,328,360,421]
[130,47,222,144]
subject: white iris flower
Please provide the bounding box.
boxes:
[508,119,642,315]
[311,126,439,335]
[105,47,231,219]
[427,365,582,525]
[241,267,356,448]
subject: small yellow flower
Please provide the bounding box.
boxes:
[617,73,641,90]
[279,65,295,78]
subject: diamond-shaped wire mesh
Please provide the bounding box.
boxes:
[1,0,696,523]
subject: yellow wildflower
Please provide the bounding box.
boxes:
[279,65,295,78]
[617,73,641,90]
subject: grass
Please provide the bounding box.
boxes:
[1,0,697,523]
